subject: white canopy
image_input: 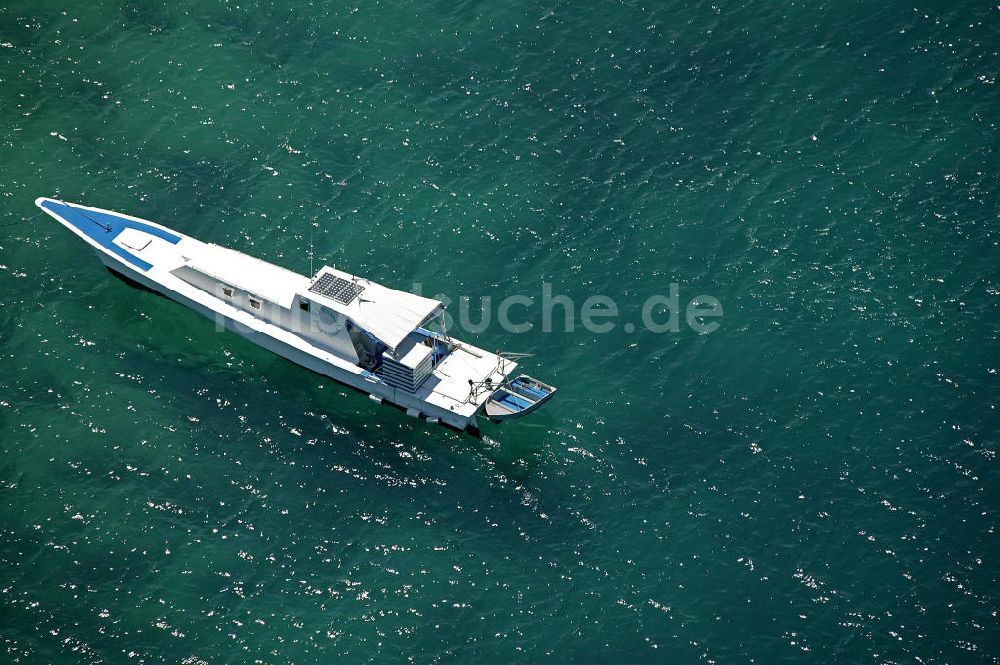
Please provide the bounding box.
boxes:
[303,266,443,351]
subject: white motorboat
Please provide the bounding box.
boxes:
[37,198,555,434]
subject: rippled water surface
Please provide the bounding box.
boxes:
[1,1,998,662]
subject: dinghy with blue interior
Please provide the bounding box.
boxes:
[483,371,557,421]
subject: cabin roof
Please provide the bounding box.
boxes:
[176,247,442,350]
[303,266,444,351]
[184,244,310,308]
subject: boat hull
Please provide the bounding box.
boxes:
[37,196,528,434]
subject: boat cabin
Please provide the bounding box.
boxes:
[171,248,448,392]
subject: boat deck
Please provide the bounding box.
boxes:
[416,344,516,419]
[39,198,183,271]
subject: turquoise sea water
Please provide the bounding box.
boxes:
[1,1,998,662]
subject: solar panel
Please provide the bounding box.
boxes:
[309,273,365,304]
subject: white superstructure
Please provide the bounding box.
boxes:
[37,198,555,433]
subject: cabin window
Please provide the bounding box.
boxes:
[222,285,234,297]
[299,300,310,312]
[250,298,261,310]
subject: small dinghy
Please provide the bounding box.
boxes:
[484,375,557,421]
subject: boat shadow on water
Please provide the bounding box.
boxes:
[107,265,559,454]
[106,265,560,443]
